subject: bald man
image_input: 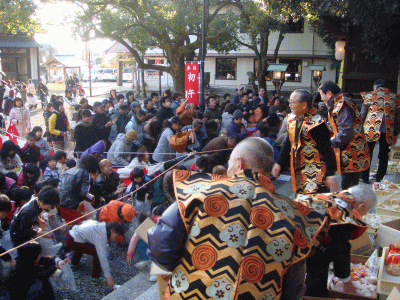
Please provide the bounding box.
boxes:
[147,138,334,300]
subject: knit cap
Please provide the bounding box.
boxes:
[121,204,134,222]
[125,129,138,142]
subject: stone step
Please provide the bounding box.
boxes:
[101,266,158,300]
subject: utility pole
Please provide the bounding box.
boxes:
[199,0,209,110]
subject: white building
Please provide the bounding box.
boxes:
[204,19,336,92]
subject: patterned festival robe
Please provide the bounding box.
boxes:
[361,87,400,146]
[328,94,370,173]
[287,109,329,194]
[293,190,367,241]
[168,169,331,300]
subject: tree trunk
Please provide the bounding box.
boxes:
[168,53,186,95]
[258,30,270,90]
[141,68,146,97]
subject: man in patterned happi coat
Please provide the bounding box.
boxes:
[147,137,365,300]
[319,81,370,190]
[294,185,375,297]
[360,79,400,183]
[272,89,337,194]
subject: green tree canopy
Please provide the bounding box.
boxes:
[0,0,41,34]
[64,0,238,94]
[259,0,400,63]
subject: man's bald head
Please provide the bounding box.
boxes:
[227,137,275,177]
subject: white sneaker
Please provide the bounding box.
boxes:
[149,275,157,282]
[134,260,151,269]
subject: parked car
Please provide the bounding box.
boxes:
[102,68,117,81]
[123,68,133,82]
[82,69,103,82]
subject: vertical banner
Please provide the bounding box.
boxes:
[185,62,200,105]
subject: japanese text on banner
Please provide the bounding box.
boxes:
[185,62,199,105]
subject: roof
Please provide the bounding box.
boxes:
[267,64,289,72]
[105,42,129,54]
[310,65,326,71]
[0,35,41,48]
[41,55,87,68]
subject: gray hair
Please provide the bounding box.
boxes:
[230,137,274,176]
[293,89,313,108]
[349,184,377,213]
[185,103,195,110]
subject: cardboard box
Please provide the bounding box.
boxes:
[350,231,375,255]
[302,297,345,300]
[376,219,400,248]
[134,217,155,244]
[328,254,378,300]
[389,146,400,162]
[377,248,400,297]
[134,218,171,300]
[387,287,400,300]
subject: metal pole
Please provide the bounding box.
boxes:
[199,0,208,109]
[88,49,92,97]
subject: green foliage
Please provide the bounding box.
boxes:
[261,0,400,63]
[0,0,42,34]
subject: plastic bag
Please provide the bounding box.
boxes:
[0,230,17,259]
[78,200,95,220]
[38,238,63,258]
[48,214,67,244]
[50,263,77,291]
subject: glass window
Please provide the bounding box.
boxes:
[279,59,302,82]
[216,58,237,80]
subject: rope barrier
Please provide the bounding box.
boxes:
[1,129,233,157]
[0,152,195,258]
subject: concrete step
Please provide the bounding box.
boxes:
[101,266,158,300]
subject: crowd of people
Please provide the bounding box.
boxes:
[0,76,398,300]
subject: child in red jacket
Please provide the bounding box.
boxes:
[20,132,43,165]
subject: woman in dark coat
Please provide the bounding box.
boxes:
[94,159,126,206]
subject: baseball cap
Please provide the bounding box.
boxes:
[236,86,244,91]
[233,110,244,119]
[93,101,105,110]
[119,103,130,113]
[121,204,134,222]
[131,101,141,108]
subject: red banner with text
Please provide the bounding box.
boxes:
[185,62,199,105]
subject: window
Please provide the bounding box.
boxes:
[147,59,164,65]
[286,18,304,33]
[279,59,302,82]
[216,58,237,80]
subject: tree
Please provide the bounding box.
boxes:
[64,0,238,94]
[227,1,289,90]
[260,0,400,64]
[0,0,41,34]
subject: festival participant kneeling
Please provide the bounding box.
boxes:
[65,221,125,289]
[10,186,60,247]
[147,137,363,300]
[8,241,70,300]
[297,184,377,297]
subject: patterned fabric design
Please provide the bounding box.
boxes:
[287,109,329,194]
[361,87,400,145]
[329,94,370,173]
[170,169,329,300]
[293,191,367,241]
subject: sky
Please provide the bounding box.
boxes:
[33,1,113,56]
